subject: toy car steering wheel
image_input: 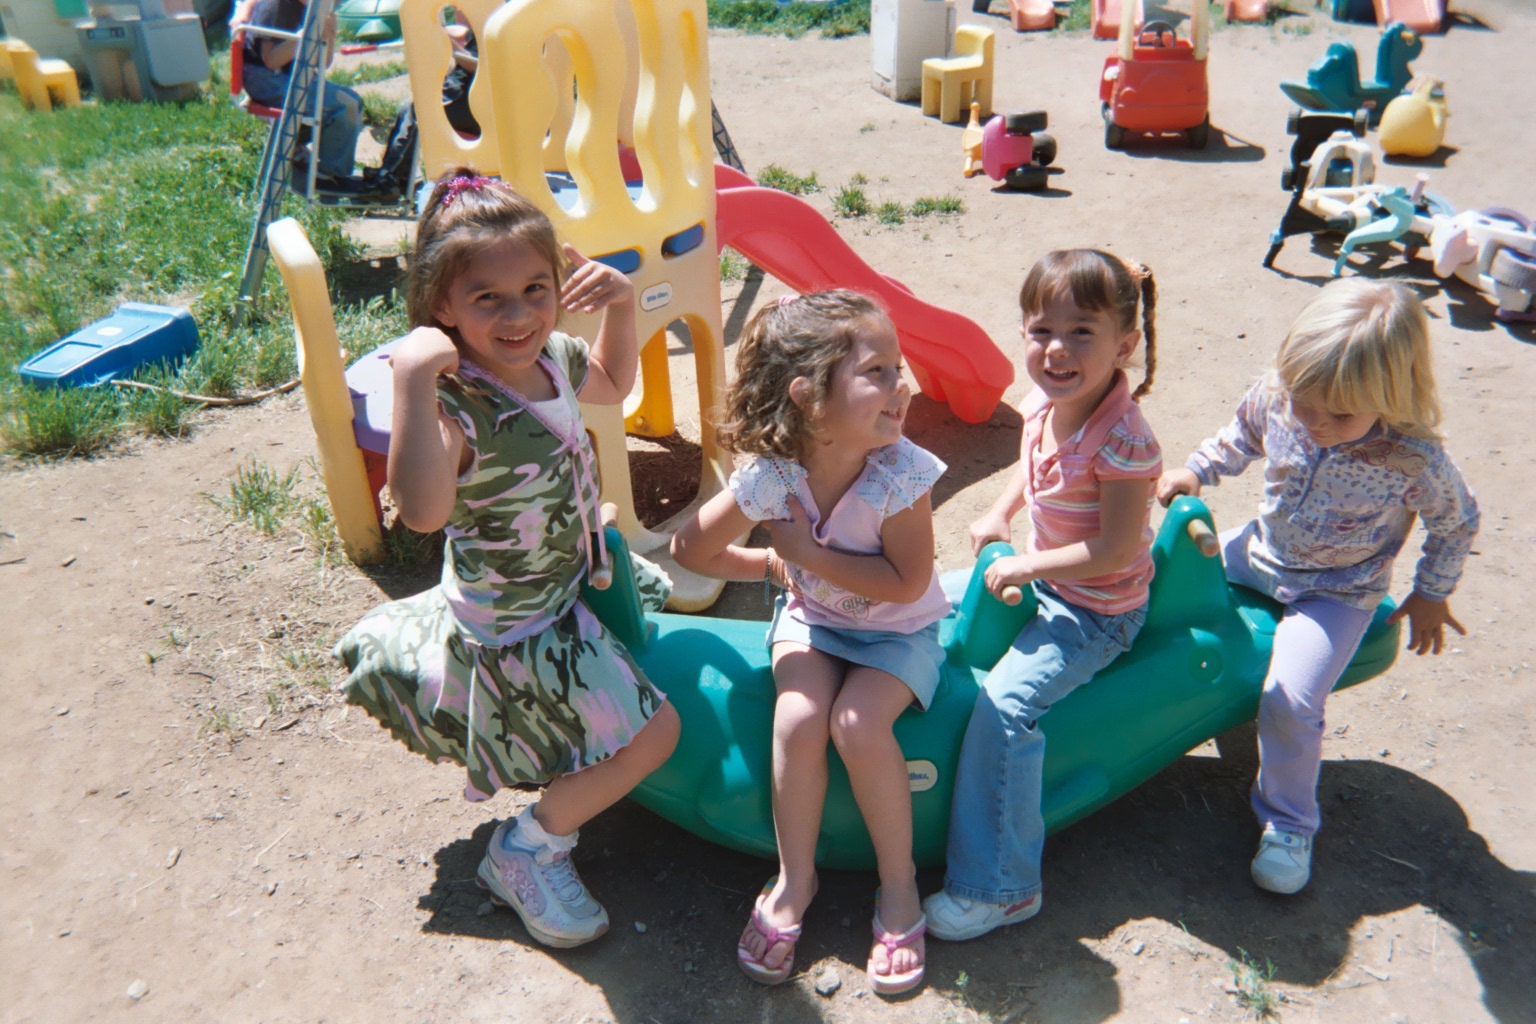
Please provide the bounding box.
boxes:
[1137,19,1176,46]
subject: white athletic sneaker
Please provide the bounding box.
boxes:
[477,809,609,948]
[922,890,1042,942]
[1250,826,1312,894]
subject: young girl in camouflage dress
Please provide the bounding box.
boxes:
[336,171,680,949]
[672,291,949,995]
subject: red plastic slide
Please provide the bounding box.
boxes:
[713,164,1013,424]
[1372,0,1444,33]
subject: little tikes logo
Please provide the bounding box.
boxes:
[905,760,938,793]
[640,282,673,311]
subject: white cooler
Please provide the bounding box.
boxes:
[870,0,954,103]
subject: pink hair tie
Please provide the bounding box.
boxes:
[441,175,494,207]
[778,294,799,306]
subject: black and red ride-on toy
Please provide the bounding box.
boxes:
[1100,0,1211,150]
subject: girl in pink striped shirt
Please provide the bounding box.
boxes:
[923,250,1164,942]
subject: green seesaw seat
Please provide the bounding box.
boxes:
[581,497,1400,870]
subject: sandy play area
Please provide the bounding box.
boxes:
[4,1,1535,1021]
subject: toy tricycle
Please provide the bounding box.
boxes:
[1431,208,1536,322]
[1278,21,1421,125]
[1100,0,1211,149]
[963,104,1057,190]
[1264,118,1451,271]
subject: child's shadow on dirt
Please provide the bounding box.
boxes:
[997,738,1536,1024]
[411,742,1532,1024]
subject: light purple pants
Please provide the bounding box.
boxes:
[1222,524,1375,837]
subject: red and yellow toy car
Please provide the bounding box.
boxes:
[1100,0,1211,149]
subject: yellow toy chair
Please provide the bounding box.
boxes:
[5,40,83,112]
[265,217,385,564]
[477,0,735,609]
[921,25,993,124]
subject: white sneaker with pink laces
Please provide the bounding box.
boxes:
[477,808,609,948]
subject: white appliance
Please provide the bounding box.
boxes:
[870,0,955,103]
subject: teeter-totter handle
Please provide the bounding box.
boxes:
[588,502,621,590]
[1187,519,1220,558]
[1000,585,1024,606]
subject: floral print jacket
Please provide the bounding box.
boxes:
[1187,383,1480,609]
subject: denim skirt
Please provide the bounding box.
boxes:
[766,596,946,710]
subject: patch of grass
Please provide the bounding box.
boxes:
[849,172,868,185]
[360,92,401,130]
[208,460,301,535]
[719,247,750,282]
[198,707,238,741]
[1228,948,1280,1019]
[910,194,965,216]
[1059,0,1091,31]
[832,184,871,218]
[384,522,443,571]
[756,164,821,196]
[859,121,877,133]
[0,89,371,458]
[298,495,345,563]
[328,59,409,87]
[876,200,906,225]
[125,366,193,439]
[1,385,121,457]
[707,0,870,38]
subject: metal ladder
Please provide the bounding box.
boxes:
[235,0,340,310]
[711,101,745,172]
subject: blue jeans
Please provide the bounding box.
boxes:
[243,63,362,179]
[943,581,1145,904]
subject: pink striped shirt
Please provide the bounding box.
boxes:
[1021,372,1163,615]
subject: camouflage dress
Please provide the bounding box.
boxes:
[335,333,671,801]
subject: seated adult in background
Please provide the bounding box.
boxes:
[237,0,367,193]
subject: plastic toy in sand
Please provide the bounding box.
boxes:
[1278,21,1421,125]
[1430,208,1536,322]
[1332,0,1445,34]
[1378,76,1448,158]
[962,104,1057,190]
[1264,113,1450,269]
[1223,0,1269,21]
[1100,0,1211,150]
[921,24,994,124]
[336,0,402,43]
[582,498,1403,870]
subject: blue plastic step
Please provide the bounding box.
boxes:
[19,303,200,388]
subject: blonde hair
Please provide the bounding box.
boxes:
[405,167,566,340]
[1270,278,1442,438]
[1019,249,1158,400]
[717,290,889,461]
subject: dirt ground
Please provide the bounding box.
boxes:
[5,3,1536,1021]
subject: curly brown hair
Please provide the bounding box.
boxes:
[404,167,566,340]
[1019,249,1158,400]
[716,290,889,461]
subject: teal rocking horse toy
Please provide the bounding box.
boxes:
[582,497,1401,870]
[1279,21,1423,125]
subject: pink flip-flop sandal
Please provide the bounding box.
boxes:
[737,877,802,986]
[868,907,927,996]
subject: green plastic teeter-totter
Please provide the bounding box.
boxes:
[581,497,1400,870]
